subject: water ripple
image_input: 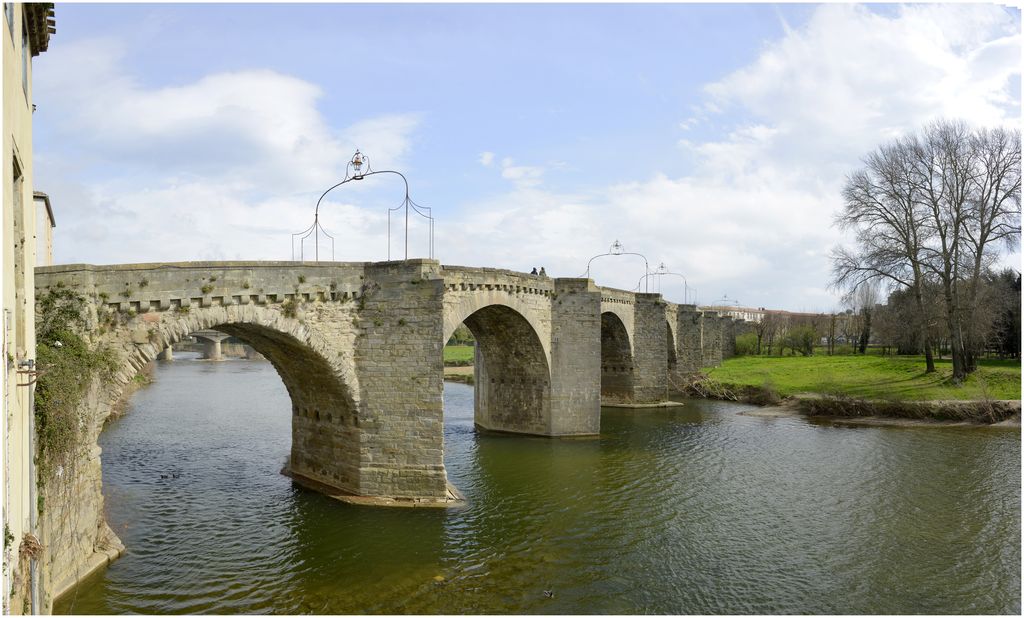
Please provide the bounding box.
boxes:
[55,363,1021,615]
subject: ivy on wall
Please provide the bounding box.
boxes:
[34,285,118,493]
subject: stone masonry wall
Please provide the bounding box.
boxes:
[548,279,601,435]
[354,261,448,498]
[631,294,669,403]
[675,304,703,375]
[701,311,723,368]
[665,303,679,375]
[721,317,736,359]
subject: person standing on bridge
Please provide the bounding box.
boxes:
[531,267,538,275]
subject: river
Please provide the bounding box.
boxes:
[55,353,1020,614]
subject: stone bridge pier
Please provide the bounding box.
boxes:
[598,290,673,404]
[192,329,230,360]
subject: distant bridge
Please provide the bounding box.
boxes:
[35,260,741,591]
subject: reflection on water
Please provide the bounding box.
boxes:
[56,354,1020,614]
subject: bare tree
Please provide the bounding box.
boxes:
[854,283,879,354]
[826,311,838,355]
[912,120,976,380]
[753,314,771,355]
[834,120,1021,380]
[761,313,784,356]
[832,135,937,371]
[963,127,1022,368]
[912,120,1021,381]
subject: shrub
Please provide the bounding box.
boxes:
[780,325,817,356]
[35,288,118,485]
[735,332,758,356]
[281,299,298,318]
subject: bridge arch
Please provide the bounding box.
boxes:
[666,320,678,373]
[107,305,362,493]
[443,293,551,366]
[451,303,552,435]
[600,311,635,403]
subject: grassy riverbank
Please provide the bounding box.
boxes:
[444,345,474,366]
[708,355,1021,402]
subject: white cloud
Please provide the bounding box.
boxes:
[678,117,698,131]
[34,37,420,265]
[499,157,544,188]
[704,3,1019,151]
[478,151,495,166]
[446,4,1020,311]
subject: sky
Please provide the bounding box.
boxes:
[31,2,1022,312]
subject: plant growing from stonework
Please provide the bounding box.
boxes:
[281,299,298,319]
[34,288,119,490]
[201,284,214,295]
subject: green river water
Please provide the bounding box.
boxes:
[56,354,1020,614]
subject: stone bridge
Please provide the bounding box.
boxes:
[34,260,740,599]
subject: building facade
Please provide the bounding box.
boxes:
[700,304,766,323]
[33,192,54,267]
[3,2,54,614]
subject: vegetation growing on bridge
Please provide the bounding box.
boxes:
[34,286,118,497]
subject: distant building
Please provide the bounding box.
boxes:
[698,305,829,324]
[700,305,765,323]
[2,3,55,614]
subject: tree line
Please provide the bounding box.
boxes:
[735,269,1020,361]
[829,119,1020,381]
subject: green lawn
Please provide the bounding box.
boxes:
[708,355,1021,401]
[443,345,475,366]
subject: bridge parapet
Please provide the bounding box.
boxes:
[598,286,636,305]
[441,265,554,294]
[37,261,375,317]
